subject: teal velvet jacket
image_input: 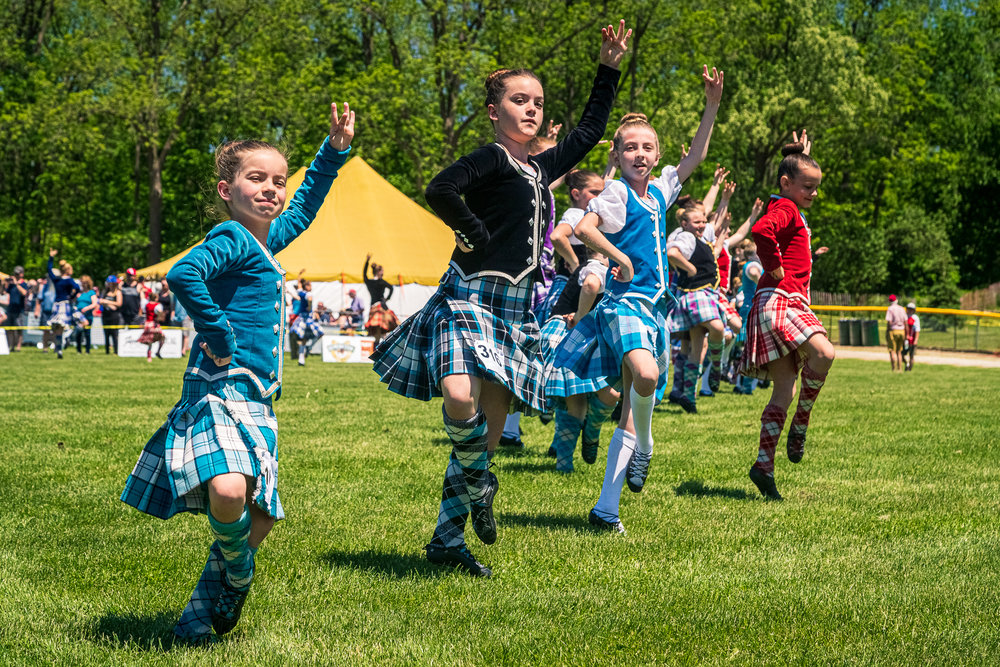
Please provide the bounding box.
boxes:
[167,139,350,399]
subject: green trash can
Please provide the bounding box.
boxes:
[849,318,863,346]
[861,319,880,346]
[838,318,851,346]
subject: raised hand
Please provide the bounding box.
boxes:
[750,197,764,219]
[49,248,59,257]
[702,65,724,105]
[599,20,632,70]
[792,129,811,155]
[545,120,563,141]
[712,164,730,185]
[329,102,355,151]
[679,143,690,161]
[721,180,736,202]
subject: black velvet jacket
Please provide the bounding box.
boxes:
[425,64,621,283]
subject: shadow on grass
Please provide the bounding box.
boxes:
[501,511,591,531]
[320,549,448,579]
[92,610,177,651]
[674,479,751,500]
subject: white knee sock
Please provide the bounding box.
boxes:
[629,386,654,455]
[502,412,522,438]
[592,428,635,521]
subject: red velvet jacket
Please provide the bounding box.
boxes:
[751,195,813,302]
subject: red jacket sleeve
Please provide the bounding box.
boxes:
[751,201,794,273]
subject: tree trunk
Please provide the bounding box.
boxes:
[147,148,163,265]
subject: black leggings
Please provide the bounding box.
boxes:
[105,327,119,354]
[75,327,92,353]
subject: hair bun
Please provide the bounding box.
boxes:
[675,194,692,207]
[781,142,806,157]
[619,112,648,124]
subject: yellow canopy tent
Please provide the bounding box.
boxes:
[136,157,454,284]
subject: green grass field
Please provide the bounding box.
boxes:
[2,351,998,665]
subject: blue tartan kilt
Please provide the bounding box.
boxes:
[48,301,75,328]
[540,315,608,400]
[370,268,548,411]
[120,376,284,521]
[290,315,323,340]
[555,292,669,386]
[532,274,569,324]
[667,287,726,333]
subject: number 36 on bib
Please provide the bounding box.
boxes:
[472,338,510,383]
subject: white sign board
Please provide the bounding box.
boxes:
[117,329,184,358]
[321,334,375,363]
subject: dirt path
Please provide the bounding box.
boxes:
[834,346,1000,368]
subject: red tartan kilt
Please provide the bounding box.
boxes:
[137,320,164,344]
[739,289,826,380]
[366,302,398,331]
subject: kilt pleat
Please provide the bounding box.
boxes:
[667,288,726,332]
[555,293,669,385]
[48,301,75,328]
[738,288,827,380]
[120,377,283,520]
[370,269,548,411]
[539,316,608,400]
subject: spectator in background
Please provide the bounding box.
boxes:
[72,275,99,354]
[885,294,907,372]
[335,289,364,332]
[100,275,123,355]
[157,278,173,325]
[315,301,332,324]
[120,269,142,327]
[905,302,921,371]
[4,266,29,351]
[171,289,194,355]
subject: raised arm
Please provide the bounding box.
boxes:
[363,253,372,280]
[675,66,724,183]
[533,22,628,179]
[702,165,729,213]
[268,103,354,254]
[728,198,763,247]
[47,250,58,282]
[712,181,735,236]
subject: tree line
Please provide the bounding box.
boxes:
[2,0,997,306]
